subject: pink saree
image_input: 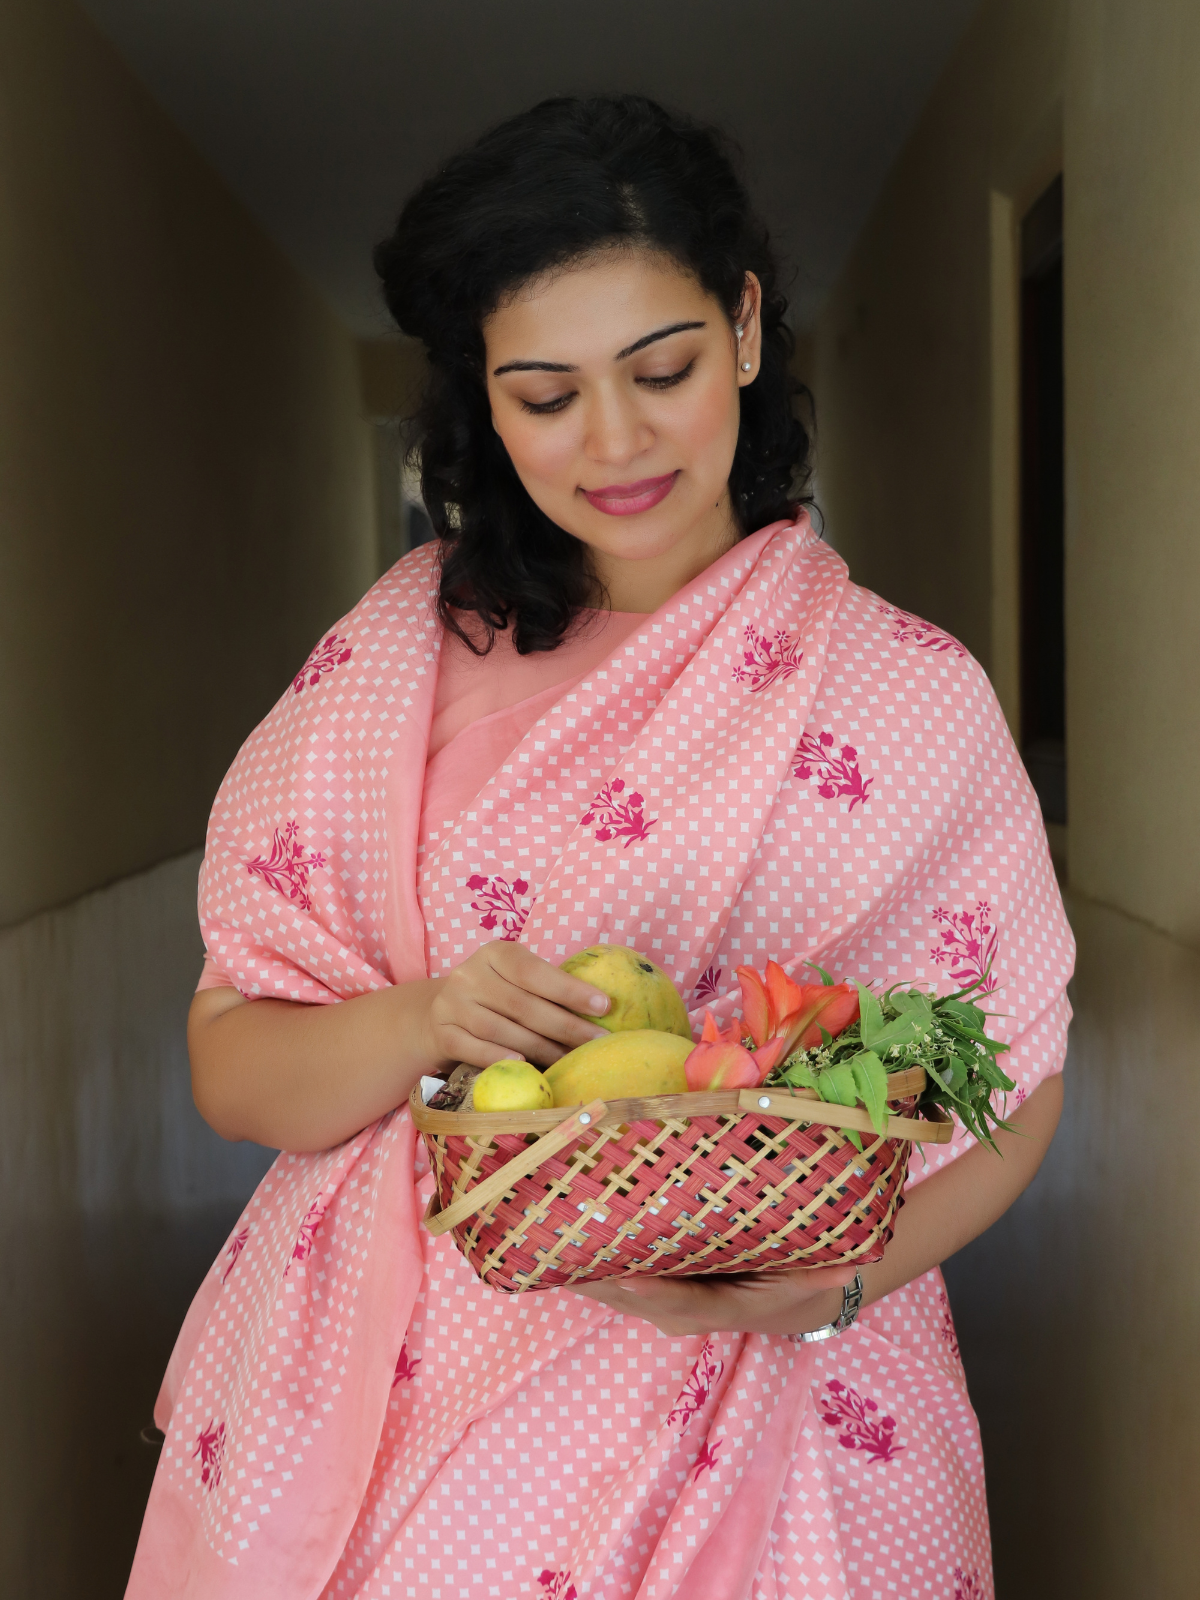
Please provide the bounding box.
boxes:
[128,513,1073,1600]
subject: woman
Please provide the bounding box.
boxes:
[128,96,1072,1599]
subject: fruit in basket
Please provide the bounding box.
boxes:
[473,1059,553,1113]
[544,1029,692,1107]
[560,944,692,1038]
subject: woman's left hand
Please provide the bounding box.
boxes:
[567,1261,860,1338]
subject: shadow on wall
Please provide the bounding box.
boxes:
[944,891,1200,1598]
[0,853,273,1597]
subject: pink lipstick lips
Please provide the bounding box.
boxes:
[581,471,678,516]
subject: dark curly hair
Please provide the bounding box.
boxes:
[374,93,813,654]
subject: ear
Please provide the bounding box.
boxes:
[735,272,764,387]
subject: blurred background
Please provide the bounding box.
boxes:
[1,1,1197,1594]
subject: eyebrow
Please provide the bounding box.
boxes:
[491,320,706,377]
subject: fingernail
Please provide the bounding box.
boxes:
[589,994,610,1014]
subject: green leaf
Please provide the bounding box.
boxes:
[942,1059,969,1092]
[818,1062,859,1108]
[850,1050,889,1135]
[804,961,836,987]
[867,1013,931,1056]
[939,999,985,1028]
[780,1058,818,1091]
[855,982,886,1050]
[977,1057,1016,1092]
[890,988,933,1016]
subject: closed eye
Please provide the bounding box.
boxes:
[638,358,696,391]
[519,392,575,415]
[517,357,698,415]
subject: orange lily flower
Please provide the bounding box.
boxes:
[735,960,860,1078]
[684,1010,761,1091]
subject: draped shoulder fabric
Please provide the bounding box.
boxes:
[127,514,1073,1600]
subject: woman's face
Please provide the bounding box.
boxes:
[484,249,762,609]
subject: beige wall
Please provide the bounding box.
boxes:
[813,0,1200,1593]
[0,0,377,929]
[813,0,1066,680]
[1065,0,1200,943]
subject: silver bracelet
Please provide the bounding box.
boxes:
[788,1271,863,1344]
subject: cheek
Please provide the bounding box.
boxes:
[496,413,580,494]
[672,372,740,467]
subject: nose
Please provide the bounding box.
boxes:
[582,381,654,470]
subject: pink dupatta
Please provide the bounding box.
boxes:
[128,514,1072,1599]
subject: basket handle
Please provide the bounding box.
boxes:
[423,1099,609,1237]
[737,1089,954,1144]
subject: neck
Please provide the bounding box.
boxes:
[586,501,742,615]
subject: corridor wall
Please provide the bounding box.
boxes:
[0,0,376,930]
[810,0,1200,1593]
[0,0,376,1592]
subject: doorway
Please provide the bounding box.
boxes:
[1018,176,1066,829]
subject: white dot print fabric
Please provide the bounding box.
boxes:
[127,515,1073,1600]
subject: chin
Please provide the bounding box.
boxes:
[575,494,715,558]
[581,521,694,565]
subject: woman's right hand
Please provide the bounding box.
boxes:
[420,943,613,1070]
[189,944,614,1151]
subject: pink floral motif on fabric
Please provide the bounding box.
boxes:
[221,1226,249,1284]
[793,729,874,811]
[667,1338,724,1433]
[580,778,656,846]
[819,1379,905,1464]
[536,1571,577,1600]
[466,873,533,940]
[192,1420,226,1492]
[938,1288,961,1360]
[392,1342,421,1386]
[293,632,353,693]
[245,820,326,914]
[284,1198,325,1276]
[692,963,722,1004]
[955,1567,985,1600]
[732,622,804,691]
[878,602,967,657]
[692,1437,722,1481]
[931,901,999,993]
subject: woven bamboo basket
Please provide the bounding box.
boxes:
[411,1068,953,1293]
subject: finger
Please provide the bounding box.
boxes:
[776,1263,861,1294]
[567,1282,709,1337]
[478,977,610,1051]
[576,1264,856,1325]
[439,998,595,1069]
[488,944,614,1019]
[574,1276,726,1322]
[433,1024,535,1071]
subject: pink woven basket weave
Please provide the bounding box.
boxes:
[411,1072,951,1294]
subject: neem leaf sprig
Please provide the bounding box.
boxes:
[764,970,1016,1153]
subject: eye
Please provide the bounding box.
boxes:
[638,358,697,391]
[519,392,575,416]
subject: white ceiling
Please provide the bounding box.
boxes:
[77,0,982,336]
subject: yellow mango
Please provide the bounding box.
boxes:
[561,944,691,1039]
[472,1059,553,1113]
[544,1030,692,1108]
